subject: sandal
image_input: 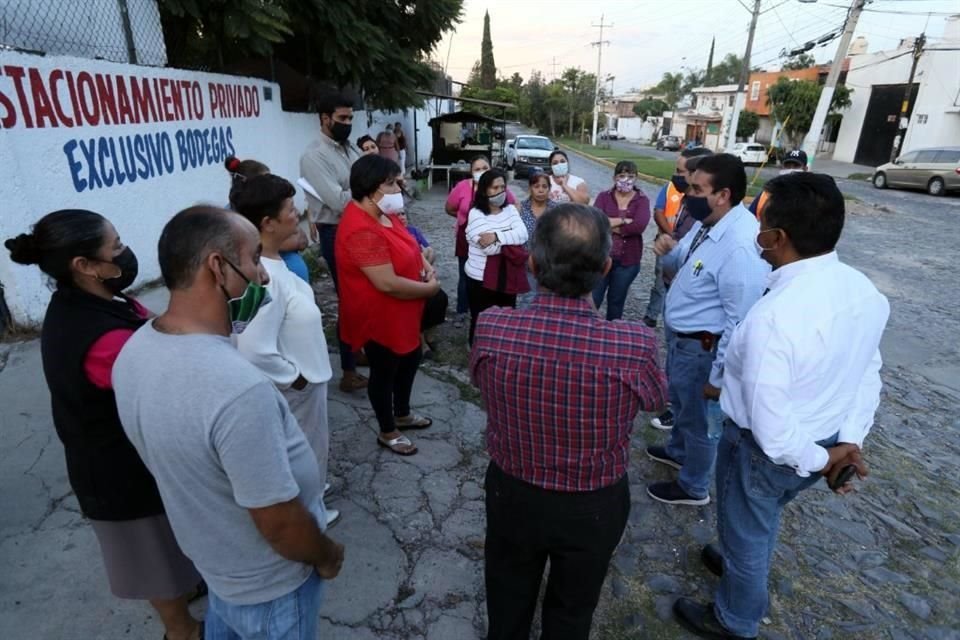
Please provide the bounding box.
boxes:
[395,414,433,430]
[377,434,418,456]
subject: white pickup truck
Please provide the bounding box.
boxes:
[505,135,557,176]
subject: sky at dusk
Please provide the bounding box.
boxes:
[434,0,959,93]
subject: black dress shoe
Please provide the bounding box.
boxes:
[673,598,756,639]
[701,543,724,577]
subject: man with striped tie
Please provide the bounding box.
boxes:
[646,154,769,506]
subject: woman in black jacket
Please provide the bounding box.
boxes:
[5,210,202,640]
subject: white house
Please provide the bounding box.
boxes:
[673,84,739,151]
[833,14,960,166]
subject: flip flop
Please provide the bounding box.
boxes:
[377,434,418,456]
[395,414,433,430]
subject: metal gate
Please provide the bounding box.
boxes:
[854,83,919,167]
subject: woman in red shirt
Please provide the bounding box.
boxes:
[335,154,441,456]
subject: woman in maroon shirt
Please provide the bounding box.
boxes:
[591,160,651,320]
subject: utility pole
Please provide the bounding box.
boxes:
[800,0,865,167]
[890,33,926,161]
[725,0,761,152]
[590,14,612,146]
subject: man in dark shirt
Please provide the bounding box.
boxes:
[471,203,668,640]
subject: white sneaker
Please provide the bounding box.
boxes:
[325,509,341,528]
[323,483,332,497]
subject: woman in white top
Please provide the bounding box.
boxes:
[231,173,340,527]
[548,150,590,204]
[464,169,529,344]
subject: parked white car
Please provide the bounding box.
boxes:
[727,143,767,166]
[505,135,556,176]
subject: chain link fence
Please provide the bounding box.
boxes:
[0,0,167,66]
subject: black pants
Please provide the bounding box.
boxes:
[318,223,356,373]
[364,341,422,434]
[466,277,516,345]
[484,462,630,640]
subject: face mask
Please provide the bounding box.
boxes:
[615,177,635,193]
[489,191,507,208]
[329,121,352,143]
[376,190,405,215]
[779,168,802,176]
[671,174,689,191]
[100,246,138,295]
[552,162,569,177]
[221,258,271,334]
[755,228,779,255]
[472,170,486,183]
[684,195,713,222]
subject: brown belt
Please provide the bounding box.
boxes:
[675,331,722,351]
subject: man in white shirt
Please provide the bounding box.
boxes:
[300,91,367,393]
[673,173,888,639]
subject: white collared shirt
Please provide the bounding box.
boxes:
[720,252,889,476]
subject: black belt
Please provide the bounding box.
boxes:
[675,330,721,351]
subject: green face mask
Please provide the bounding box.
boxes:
[221,258,271,334]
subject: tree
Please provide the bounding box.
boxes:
[708,53,743,85]
[633,98,670,120]
[653,72,684,109]
[158,0,465,110]
[766,77,853,145]
[737,110,760,138]
[480,10,497,90]
[782,53,816,71]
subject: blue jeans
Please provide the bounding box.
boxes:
[516,270,538,309]
[645,253,665,320]
[318,224,356,372]
[205,571,324,640]
[713,423,836,637]
[456,256,470,314]
[664,334,718,499]
[591,259,640,321]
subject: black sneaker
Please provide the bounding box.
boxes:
[650,409,674,430]
[646,445,682,471]
[647,481,710,506]
[642,315,658,328]
[673,598,756,639]
[701,543,724,577]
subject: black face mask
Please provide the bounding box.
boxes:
[102,246,138,294]
[330,121,352,143]
[671,174,689,192]
[684,195,713,222]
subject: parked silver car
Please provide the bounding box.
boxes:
[873,146,960,196]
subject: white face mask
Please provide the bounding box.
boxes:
[473,170,486,183]
[376,190,405,214]
[552,162,569,177]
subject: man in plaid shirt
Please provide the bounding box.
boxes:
[471,203,667,640]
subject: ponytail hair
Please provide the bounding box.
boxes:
[4,210,108,288]
[224,156,269,207]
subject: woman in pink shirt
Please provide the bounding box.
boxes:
[444,155,516,317]
[377,125,400,165]
[5,210,203,640]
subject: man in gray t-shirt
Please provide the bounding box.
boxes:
[114,206,343,638]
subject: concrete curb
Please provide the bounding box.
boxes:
[556,141,669,187]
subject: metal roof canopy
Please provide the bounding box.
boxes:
[427,110,503,126]
[415,90,517,110]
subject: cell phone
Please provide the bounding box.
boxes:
[828,464,857,491]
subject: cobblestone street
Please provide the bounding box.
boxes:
[1,146,958,639]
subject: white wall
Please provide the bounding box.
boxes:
[832,46,915,163]
[902,17,960,153]
[0,0,167,65]
[0,50,435,326]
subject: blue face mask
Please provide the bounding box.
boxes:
[684,195,712,221]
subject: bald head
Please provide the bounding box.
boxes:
[531,203,611,298]
[158,206,249,290]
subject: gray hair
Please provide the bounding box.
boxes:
[531,204,611,298]
[158,206,239,290]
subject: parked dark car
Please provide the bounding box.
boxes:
[656,135,681,151]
